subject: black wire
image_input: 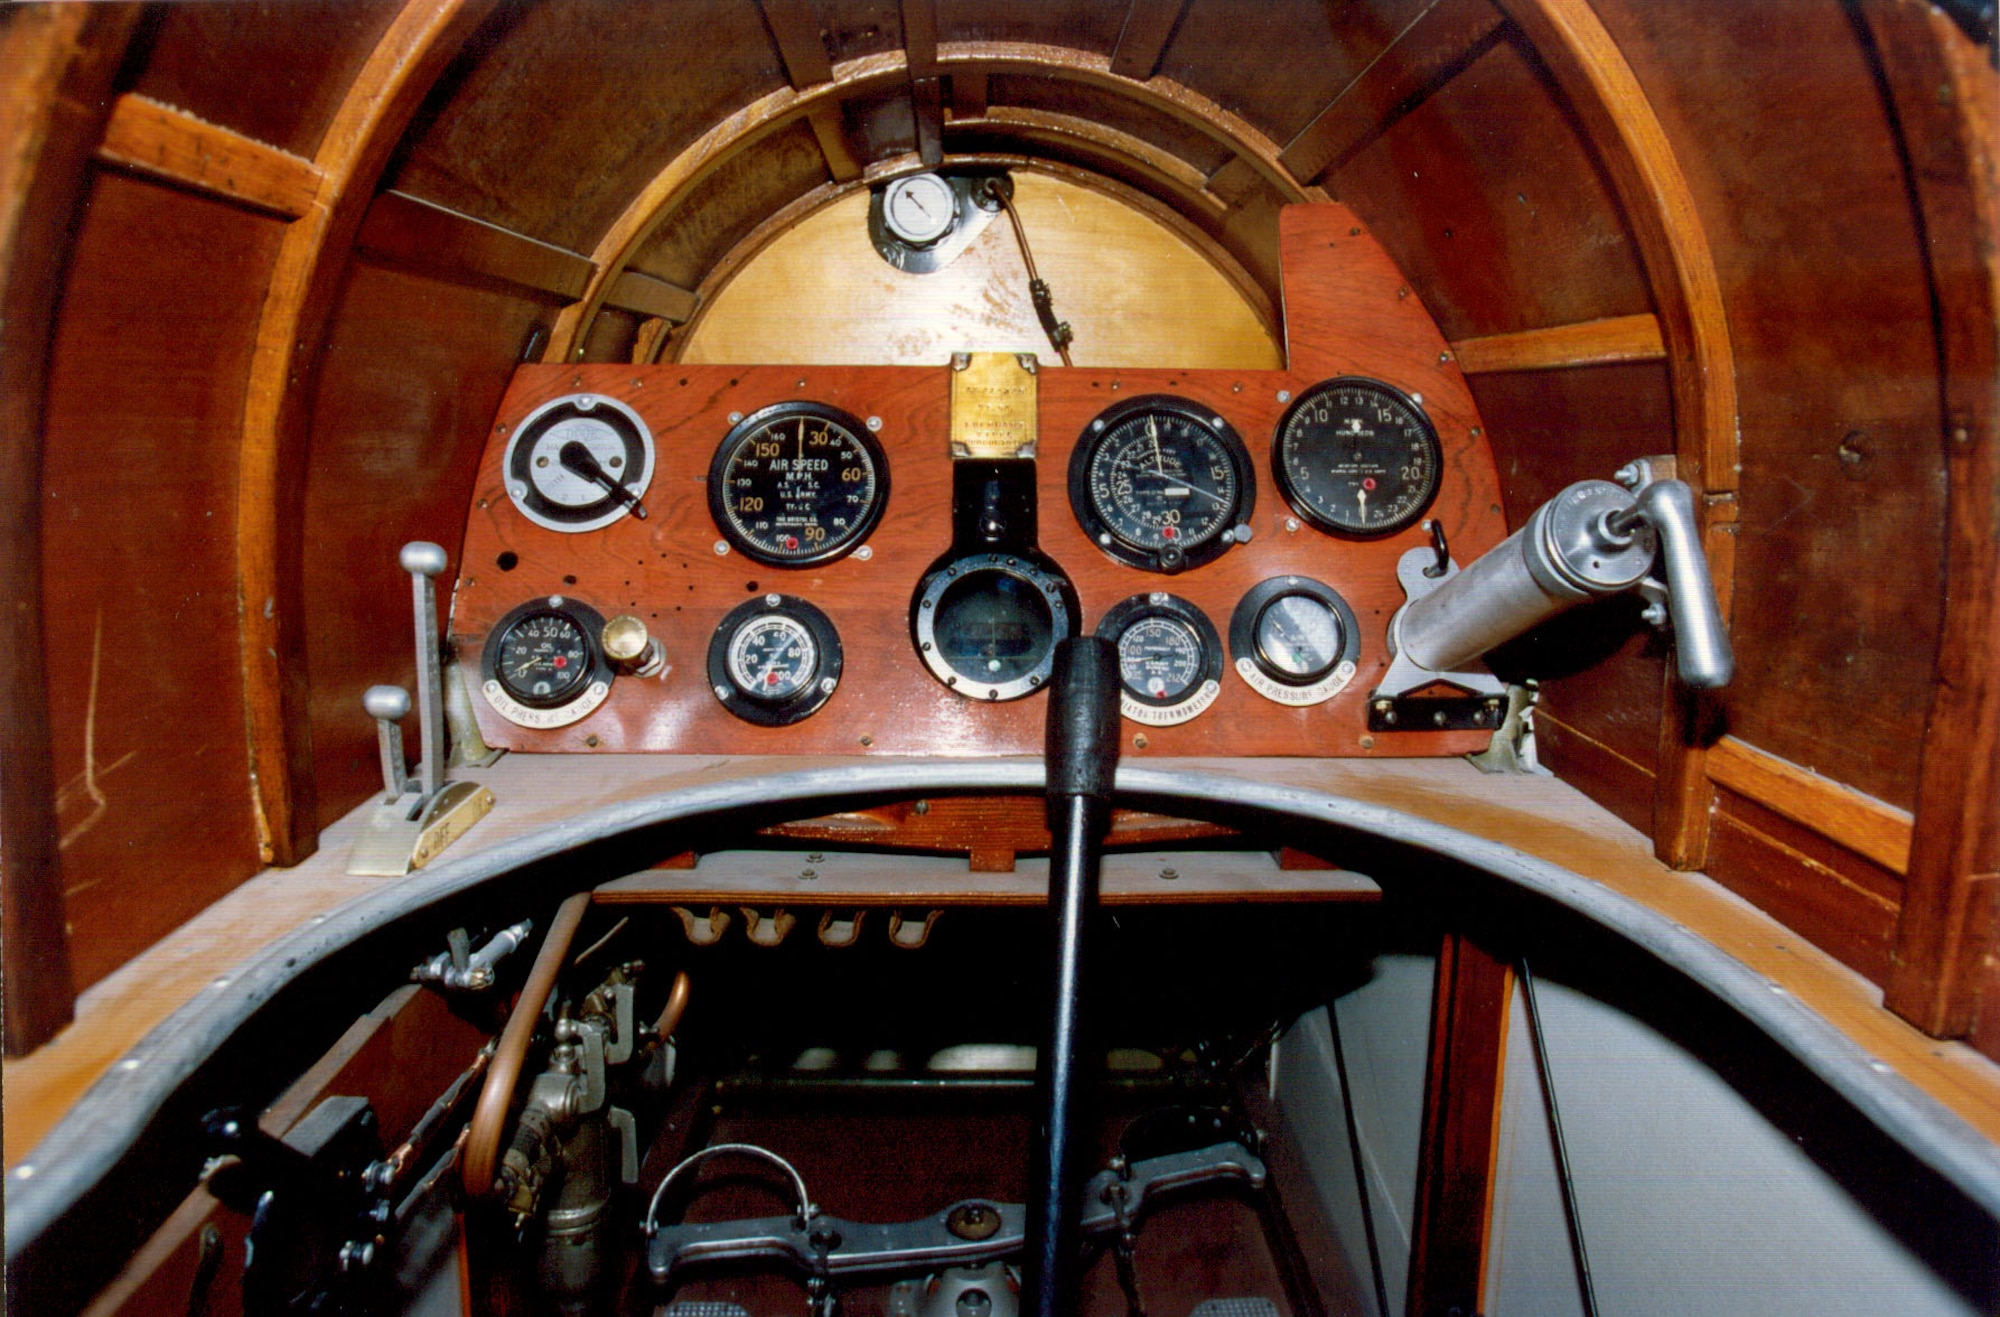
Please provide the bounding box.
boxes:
[1519,959,1600,1317]
[1327,1004,1392,1317]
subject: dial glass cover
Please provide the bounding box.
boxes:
[709,402,888,566]
[726,614,818,702]
[1273,377,1442,537]
[494,610,593,707]
[1253,593,1345,684]
[1070,396,1253,572]
[935,571,1053,685]
[883,173,957,245]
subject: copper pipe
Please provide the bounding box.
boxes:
[461,891,592,1197]
[654,969,692,1041]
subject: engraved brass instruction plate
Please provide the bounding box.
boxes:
[949,352,1039,459]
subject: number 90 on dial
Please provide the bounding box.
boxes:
[707,401,890,567]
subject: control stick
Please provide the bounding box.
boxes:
[1025,637,1122,1317]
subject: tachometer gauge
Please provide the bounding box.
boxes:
[1229,576,1361,706]
[709,402,889,566]
[1096,593,1224,725]
[503,394,655,533]
[480,596,614,728]
[1273,377,1441,537]
[1069,396,1255,572]
[708,595,843,726]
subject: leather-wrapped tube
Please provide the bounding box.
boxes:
[1043,637,1121,814]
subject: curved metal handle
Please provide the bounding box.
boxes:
[1629,480,1734,690]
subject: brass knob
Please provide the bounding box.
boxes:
[602,615,650,662]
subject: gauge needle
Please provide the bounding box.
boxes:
[1356,485,1368,523]
[558,441,648,520]
[1147,416,1166,474]
[1170,482,1226,506]
[798,418,805,462]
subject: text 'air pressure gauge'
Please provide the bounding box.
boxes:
[1229,576,1360,707]
[708,595,844,726]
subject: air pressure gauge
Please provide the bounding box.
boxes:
[1229,576,1361,707]
[882,173,958,246]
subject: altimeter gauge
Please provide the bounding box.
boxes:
[1273,377,1441,537]
[709,402,889,567]
[1069,395,1255,573]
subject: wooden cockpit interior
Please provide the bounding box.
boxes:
[2,2,1997,1315]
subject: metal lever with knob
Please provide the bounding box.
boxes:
[1390,476,1733,693]
[401,541,451,799]
[364,685,413,802]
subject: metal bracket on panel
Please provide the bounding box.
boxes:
[1466,683,1552,776]
[1368,545,1509,730]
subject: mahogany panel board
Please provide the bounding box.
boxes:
[385,0,791,254]
[302,258,549,830]
[1160,0,1427,148]
[450,205,1508,758]
[1590,0,1946,811]
[39,173,275,989]
[125,0,402,159]
[1328,32,1653,341]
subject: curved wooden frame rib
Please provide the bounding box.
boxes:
[1500,0,1742,870]
[548,43,1322,364]
[235,0,495,865]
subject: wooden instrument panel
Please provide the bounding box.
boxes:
[451,207,1509,759]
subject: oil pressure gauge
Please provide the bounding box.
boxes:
[1096,593,1224,726]
[1229,576,1361,707]
[503,394,656,533]
[1069,396,1255,573]
[1273,377,1441,537]
[708,595,843,726]
[480,596,615,728]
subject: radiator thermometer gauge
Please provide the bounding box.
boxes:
[1273,377,1441,537]
[1096,593,1224,726]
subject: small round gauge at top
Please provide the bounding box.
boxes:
[708,595,843,726]
[480,596,615,729]
[882,172,958,246]
[503,394,655,534]
[709,401,889,567]
[1096,593,1224,725]
[1228,576,1361,707]
[1069,395,1256,573]
[1273,376,1442,538]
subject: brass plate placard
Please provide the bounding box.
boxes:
[949,352,1038,459]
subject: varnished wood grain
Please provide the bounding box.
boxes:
[1280,0,1506,184]
[758,0,835,88]
[1450,312,1665,374]
[1867,1,2000,1043]
[458,205,1504,759]
[760,797,1237,854]
[96,93,323,219]
[238,0,497,866]
[357,188,595,300]
[1709,736,1913,876]
[1109,0,1190,81]
[1406,931,1512,1317]
[0,1,138,1053]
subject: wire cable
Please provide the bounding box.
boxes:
[985,179,1075,367]
[1519,959,1599,1317]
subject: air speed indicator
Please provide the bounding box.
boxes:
[1273,377,1442,537]
[709,401,888,566]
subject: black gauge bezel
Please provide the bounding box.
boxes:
[707,594,844,727]
[912,553,1078,702]
[502,394,656,533]
[1272,376,1443,539]
[707,400,890,568]
[479,596,615,728]
[1228,576,1361,688]
[1068,394,1256,574]
[1095,593,1224,715]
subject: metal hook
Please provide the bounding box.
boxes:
[671,906,731,947]
[886,909,943,950]
[815,910,866,948]
[740,908,796,948]
[1423,519,1451,578]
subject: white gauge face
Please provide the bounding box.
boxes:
[502,394,656,533]
[883,173,957,246]
[528,417,631,508]
[726,615,818,702]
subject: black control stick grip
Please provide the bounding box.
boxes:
[1044,637,1122,810]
